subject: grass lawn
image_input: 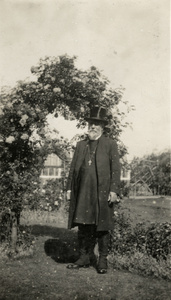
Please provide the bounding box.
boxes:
[0,196,170,299]
[20,196,171,228]
[1,234,170,300]
[120,196,171,226]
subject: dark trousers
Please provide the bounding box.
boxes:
[76,224,109,268]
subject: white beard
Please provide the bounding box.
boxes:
[88,131,102,140]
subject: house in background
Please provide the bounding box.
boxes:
[40,153,72,186]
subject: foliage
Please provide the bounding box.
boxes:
[109,208,171,280]
[0,208,11,243]
[37,179,64,211]
[108,252,171,281]
[130,151,171,195]
[0,54,133,252]
[146,222,171,260]
[0,54,131,218]
[16,225,35,250]
[110,208,133,255]
[0,221,35,259]
[120,180,130,197]
[110,208,171,260]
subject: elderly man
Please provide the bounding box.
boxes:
[66,106,121,274]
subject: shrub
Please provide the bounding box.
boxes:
[0,223,36,259]
[109,210,171,280]
[110,208,134,255]
[0,209,11,243]
[16,226,36,251]
[24,178,66,212]
[39,179,64,211]
[110,210,171,261]
[108,252,171,281]
[146,222,171,260]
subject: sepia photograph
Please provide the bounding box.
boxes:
[0,0,170,299]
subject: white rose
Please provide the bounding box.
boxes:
[51,77,56,82]
[5,136,15,143]
[17,110,22,116]
[19,120,25,126]
[60,79,65,84]
[44,84,51,90]
[19,114,29,126]
[53,87,61,93]
[22,114,29,120]
[21,133,29,140]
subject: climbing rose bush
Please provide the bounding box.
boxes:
[0,54,132,252]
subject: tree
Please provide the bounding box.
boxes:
[0,54,131,251]
[130,151,171,196]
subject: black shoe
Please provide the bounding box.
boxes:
[97,268,107,274]
[66,263,89,269]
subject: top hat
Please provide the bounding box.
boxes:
[85,106,108,125]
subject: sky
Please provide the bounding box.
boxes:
[0,0,170,160]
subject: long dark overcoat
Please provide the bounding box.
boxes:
[66,134,121,231]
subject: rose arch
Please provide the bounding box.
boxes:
[0,54,130,251]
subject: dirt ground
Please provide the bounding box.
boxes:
[0,225,171,300]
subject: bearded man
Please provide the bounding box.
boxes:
[66,106,121,274]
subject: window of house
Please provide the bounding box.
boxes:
[55,168,59,176]
[42,168,48,176]
[49,167,54,176]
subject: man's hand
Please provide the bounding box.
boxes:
[66,190,71,201]
[108,192,120,204]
